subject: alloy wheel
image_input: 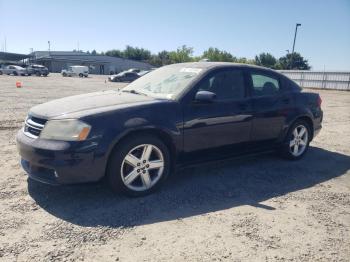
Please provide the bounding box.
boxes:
[289,125,309,157]
[120,144,164,191]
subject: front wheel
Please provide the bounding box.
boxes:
[79,73,83,77]
[282,120,310,160]
[36,71,41,76]
[107,135,171,196]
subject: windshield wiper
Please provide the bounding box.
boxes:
[122,89,148,96]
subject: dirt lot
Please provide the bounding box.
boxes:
[0,73,349,261]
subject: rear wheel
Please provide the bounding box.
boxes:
[13,71,18,76]
[282,120,310,160]
[107,135,170,197]
[36,71,41,76]
[79,73,83,77]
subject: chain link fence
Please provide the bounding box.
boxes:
[278,70,350,91]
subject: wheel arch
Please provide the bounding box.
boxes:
[104,128,177,178]
[286,115,314,142]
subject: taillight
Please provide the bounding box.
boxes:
[317,95,322,107]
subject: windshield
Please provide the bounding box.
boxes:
[123,64,203,99]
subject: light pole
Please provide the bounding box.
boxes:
[48,41,51,53]
[292,23,301,54]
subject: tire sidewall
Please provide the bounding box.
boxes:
[283,120,311,160]
[107,135,171,196]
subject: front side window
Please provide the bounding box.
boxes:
[197,69,245,101]
[250,72,280,96]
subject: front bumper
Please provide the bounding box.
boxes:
[16,129,105,185]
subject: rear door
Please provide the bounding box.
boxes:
[183,68,253,152]
[247,69,291,145]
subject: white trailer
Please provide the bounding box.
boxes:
[61,66,89,77]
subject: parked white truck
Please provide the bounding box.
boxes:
[61,66,89,77]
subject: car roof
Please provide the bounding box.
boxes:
[166,62,277,73]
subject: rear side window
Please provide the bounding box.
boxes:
[250,73,280,97]
[197,69,245,101]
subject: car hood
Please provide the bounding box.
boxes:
[29,90,159,119]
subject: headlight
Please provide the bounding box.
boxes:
[40,119,91,141]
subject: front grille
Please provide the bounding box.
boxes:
[23,116,47,139]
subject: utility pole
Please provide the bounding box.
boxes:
[48,41,51,53]
[292,23,301,54]
[291,23,301,69]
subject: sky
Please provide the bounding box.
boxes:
[0,0,349,70]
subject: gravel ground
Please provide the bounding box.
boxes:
[0,73,349,261]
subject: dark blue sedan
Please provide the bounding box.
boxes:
[17,62,323,196]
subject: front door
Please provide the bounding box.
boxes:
[183,68,253,153]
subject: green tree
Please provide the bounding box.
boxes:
[148,50,171,66]
[277,53,311,70]
[235,57,255,65]
[168,45,194,63]
[91,49,97,55]
[201,47,236,62]
[255,52,277,68]
[105,49,123,58]
[123,45,151,61]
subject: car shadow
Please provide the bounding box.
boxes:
[28,147,350,228]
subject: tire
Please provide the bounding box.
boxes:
[13,71,18,76]
[79,73,83,77]
[36,71,41,76]
[107,134,171,197]
[28,74,32,76]
[0,71,3,75]
[62,72,67,77]
[43,74,48,77]
[281,120,311,160]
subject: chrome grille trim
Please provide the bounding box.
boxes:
[26,118,45,129]
[23,116,46,139]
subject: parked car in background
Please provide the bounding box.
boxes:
[17,62,323,197]
[127,68,141,73]
[61,66,89,77]
[137,70,150,77]
[108,71,140,82]
[0,65,28,76]
[26,64,49,76]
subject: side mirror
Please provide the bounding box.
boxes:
[194,91,216,103]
